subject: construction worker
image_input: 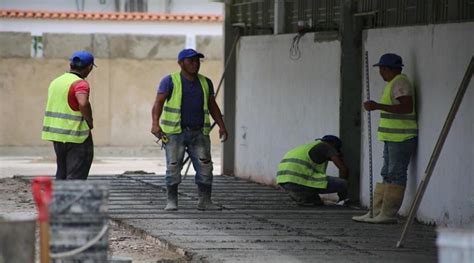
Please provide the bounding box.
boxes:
[151,48,228,211]
[276,135,349,206]
[353,53,418,224]
[41,50,95,180]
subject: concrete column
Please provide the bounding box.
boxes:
[222,2,237,176]
[274,0,285,35]
[339,0,362,202]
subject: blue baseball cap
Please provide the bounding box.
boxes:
[178,49,204,61]
[69,50,96,68]
[320,135,342,153]
[373,53,404,68]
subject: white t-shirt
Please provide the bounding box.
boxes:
[391,77,413,104]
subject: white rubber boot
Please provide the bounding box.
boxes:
[365,184,405,224]
[352,182,385,222]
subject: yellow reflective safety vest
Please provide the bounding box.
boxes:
[276,140,328,189]
[41,73,90,143]
[377,74,418,142]
[160,72,211,135]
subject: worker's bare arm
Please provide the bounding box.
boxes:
[76,93,93,129]
[330,155,349,179]
[363,96,413,114]
[208,95,228,142]
[151,92,168,138]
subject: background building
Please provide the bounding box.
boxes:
[0,0,225,155]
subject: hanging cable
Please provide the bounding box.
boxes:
[289,34,302,60]
[290,20,313,61]
[364,51,374,218]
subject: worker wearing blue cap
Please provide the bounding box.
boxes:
[276,135,350,206]
[353,53,418,224]
[151,49,228,211]
[41,50,96,180]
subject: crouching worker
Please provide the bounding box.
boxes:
[276,135,349,206]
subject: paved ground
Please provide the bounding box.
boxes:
[3,148,438,263]
[0,146,221,179]
[18,173,434,263]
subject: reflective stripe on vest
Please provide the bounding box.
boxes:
[41,73,90,143]
[276,140,328,189]
[160,72,211,135]
[377,74,418,142]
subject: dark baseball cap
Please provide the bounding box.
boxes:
[178,49,204,61]
[373,53,404,68]
[69,50,96,67]
[320,135,342,153]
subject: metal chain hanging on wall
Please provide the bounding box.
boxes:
[364,51,374,217]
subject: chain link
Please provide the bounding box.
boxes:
[365,51,374,218]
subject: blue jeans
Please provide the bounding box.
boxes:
[164,130,213,186]
[381,137,417,186]
[280,176,348,201]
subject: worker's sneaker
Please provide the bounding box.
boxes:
[197,184,222,211]
[164,185,178,211]
[336,198,352,206]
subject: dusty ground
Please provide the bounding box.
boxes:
[0,177,186,263]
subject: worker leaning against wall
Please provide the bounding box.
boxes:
[41,51,96,180]
[353,53,418,224]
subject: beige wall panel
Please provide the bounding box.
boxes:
[107,35,185,59]
[0,58,223,147]
[196,35,223,60]
[43,33,93,58]
[0,59,65,146]
[0,32,31,58]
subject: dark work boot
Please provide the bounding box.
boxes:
[288,191,323,207]
[197,184,221,211]
[164,184,178,211]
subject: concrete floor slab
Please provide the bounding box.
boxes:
[103,174,437,262]
[14,173,438,262]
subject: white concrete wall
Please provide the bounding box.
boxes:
[234,33,341,185]
[361,22,474,226]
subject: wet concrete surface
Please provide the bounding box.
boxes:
[62,173,439,263]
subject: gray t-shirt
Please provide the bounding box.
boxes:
[308,142,338,164]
